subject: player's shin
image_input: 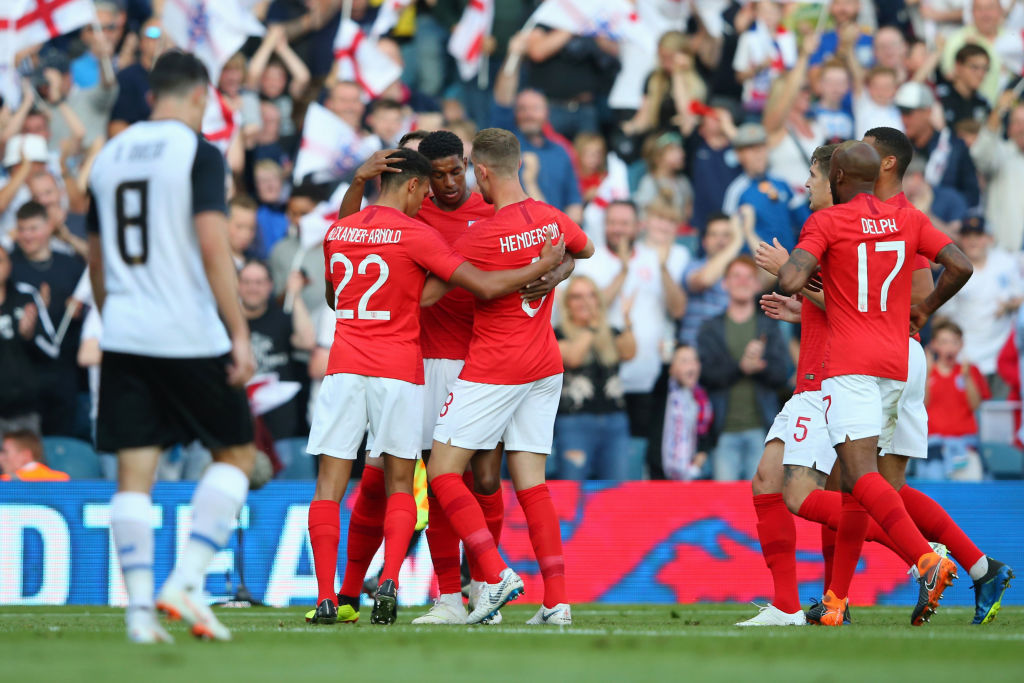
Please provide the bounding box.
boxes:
[898,485,985,577]
[432,471,506,583]
[753,493,800,614]
[516,484,567,608]
[111,491,156,611]
[339,465,386,598]
[381,491,417,588]
[425,493,464,594]
[829,493,869,599]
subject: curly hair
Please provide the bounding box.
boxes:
[419,130,465,161]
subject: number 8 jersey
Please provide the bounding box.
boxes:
[323,205,465,384]
[795,193,952,382]
[87,120,231,358]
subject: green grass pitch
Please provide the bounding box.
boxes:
[2,604,1021,682]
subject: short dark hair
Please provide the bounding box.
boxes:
[705,212,730,227]
[229,194,258,212]
[398,130,431,148]
[289,182,327,204]
[3,429,44,464]
[240,259,272,281]
[932,319,964,339]
[419,130,464,161]
[811,143,839,177]
[606,199,638,216]
[368,98,402,115]
[471,128,521,177]
[955,44,990,65]
[149,50,210,99]
[16,200,47,222]
[863,126,914,178]
[379,148,432,192]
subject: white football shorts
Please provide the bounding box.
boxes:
[820,374,905,451]
[307,373,424,460]
[432,374,562,454]
[765,390,836,475]
[881,337,928,459]
[421,358,465,451]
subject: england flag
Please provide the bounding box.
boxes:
[292,102,381,184]
[201,85,240,156]
[332,18,402,100]
[448,0,494,81]
[162,0,265,84]
[369,0,413,39]
[527,0,644,43]
[0,0,97,53]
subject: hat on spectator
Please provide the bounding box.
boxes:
[37,47,71,74]
[960,214,987,235]
[3,134,49,168]
[894,81,935,111]
[733,123,767,149]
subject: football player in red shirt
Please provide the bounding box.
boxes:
[777,141,972,626]
[425,128,595,625]
[306,149,564,626]
[863,127,1014,624]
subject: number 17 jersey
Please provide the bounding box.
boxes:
[323,205,465,384]
[795,192,951,381]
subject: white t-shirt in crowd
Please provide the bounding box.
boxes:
[855,94,905,139]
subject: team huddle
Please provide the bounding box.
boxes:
[85,52,1011,644]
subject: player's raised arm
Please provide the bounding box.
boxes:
[777,248,819,296]
[909,243,973,334]
[337,149,402,219]
[448,232,566,301]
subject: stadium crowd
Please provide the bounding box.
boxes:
[2,0,1024,484]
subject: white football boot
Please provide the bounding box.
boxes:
[411,593,469,625]
[735,603,807,626]
[526,603,572,626]
[466,568,524,624]
[156,583,232,641]
[126,607,174,644]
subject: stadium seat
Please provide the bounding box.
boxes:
[42,437,102,479]
[980,443,1024,480]
[274,438,316,479]
[675,233,699,255]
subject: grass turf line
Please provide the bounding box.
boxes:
[1,604,1020,682]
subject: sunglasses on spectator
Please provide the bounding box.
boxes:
[144,26,162,39]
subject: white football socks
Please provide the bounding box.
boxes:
[969,556,990,582]
[111,491,155,610]
[170,462,249,591]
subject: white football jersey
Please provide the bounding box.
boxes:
[88,119,231,358]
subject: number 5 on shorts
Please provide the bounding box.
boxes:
[794,416,810,442]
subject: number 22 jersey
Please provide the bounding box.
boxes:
[323,205,465,384]
[455,198,588,385]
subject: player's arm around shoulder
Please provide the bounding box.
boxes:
[448,232,566,301]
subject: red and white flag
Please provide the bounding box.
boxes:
[527,0,642,43]
[448,0,494,81]
[0,0,97,52]
[582,152,630,249]
[293,102,381,184]
[162,0,264,84]
[201,85,240,156]
[333,19,402,100]
[369,0,413,39]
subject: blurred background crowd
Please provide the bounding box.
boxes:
[3,0,1024,485]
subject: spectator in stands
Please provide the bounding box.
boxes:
[109,18,165,137]
[902,156,967,237]
[0,429,69,481]
[896,81,981,208]
[574,132,607,205]
[71,1,124,89]
[697,256,787,482]
[10,201,83,436]
[923,320,989,481]
[621,30,707,141]
[35,45,112,151]
[940,215,1022,391]
[662,343,713,481]
[1,135,51,233]
[245,24,311,144]
[28,171,88,247]
[240,261,314,440]
[522,15,620,139]
[938,44,992,127]
[810,60,855,142]
[683,105,741,232]
[268,183,326,315]
[554,275,636,480]
[971,96,1024,252]
[872,25,909,81]
[219,52,263,149]
[941,0,1006,104]
[0,244,42,436]
[228,196,259,269]
[733,0,797,117]
[722,123,803,252]
[251,100,291,171]
[854,66,904,138]
[635,132,693,220]
[679,210,758,346]
[492,32,583,222]
[808,0,874,70]
[252,159,289,259]
[365,99,405,149]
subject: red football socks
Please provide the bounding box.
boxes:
[753,493,800,614]
[380,492,417,588]
[432,472,505,583]
[798,489,915,565]
[517,484,567,608]
[425,493,463,594]
[853,472,931,562]
[339,466,386,598]
[820,524,836,592]
[899,485,984,570]
[308,499,340,605]
[829,493,869,599]
[467,489,504,582]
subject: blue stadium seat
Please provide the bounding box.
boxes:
[675,233,699,255]
[42,437,102,479]
[274,438,316,480]
[980,443,1024,480]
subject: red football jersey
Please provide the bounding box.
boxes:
[323,205,465,383]
[795,294,827,393]
[885,192,931,271]
[796,193,952,381]
[455,198,588,384]
[417,192,495,360]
